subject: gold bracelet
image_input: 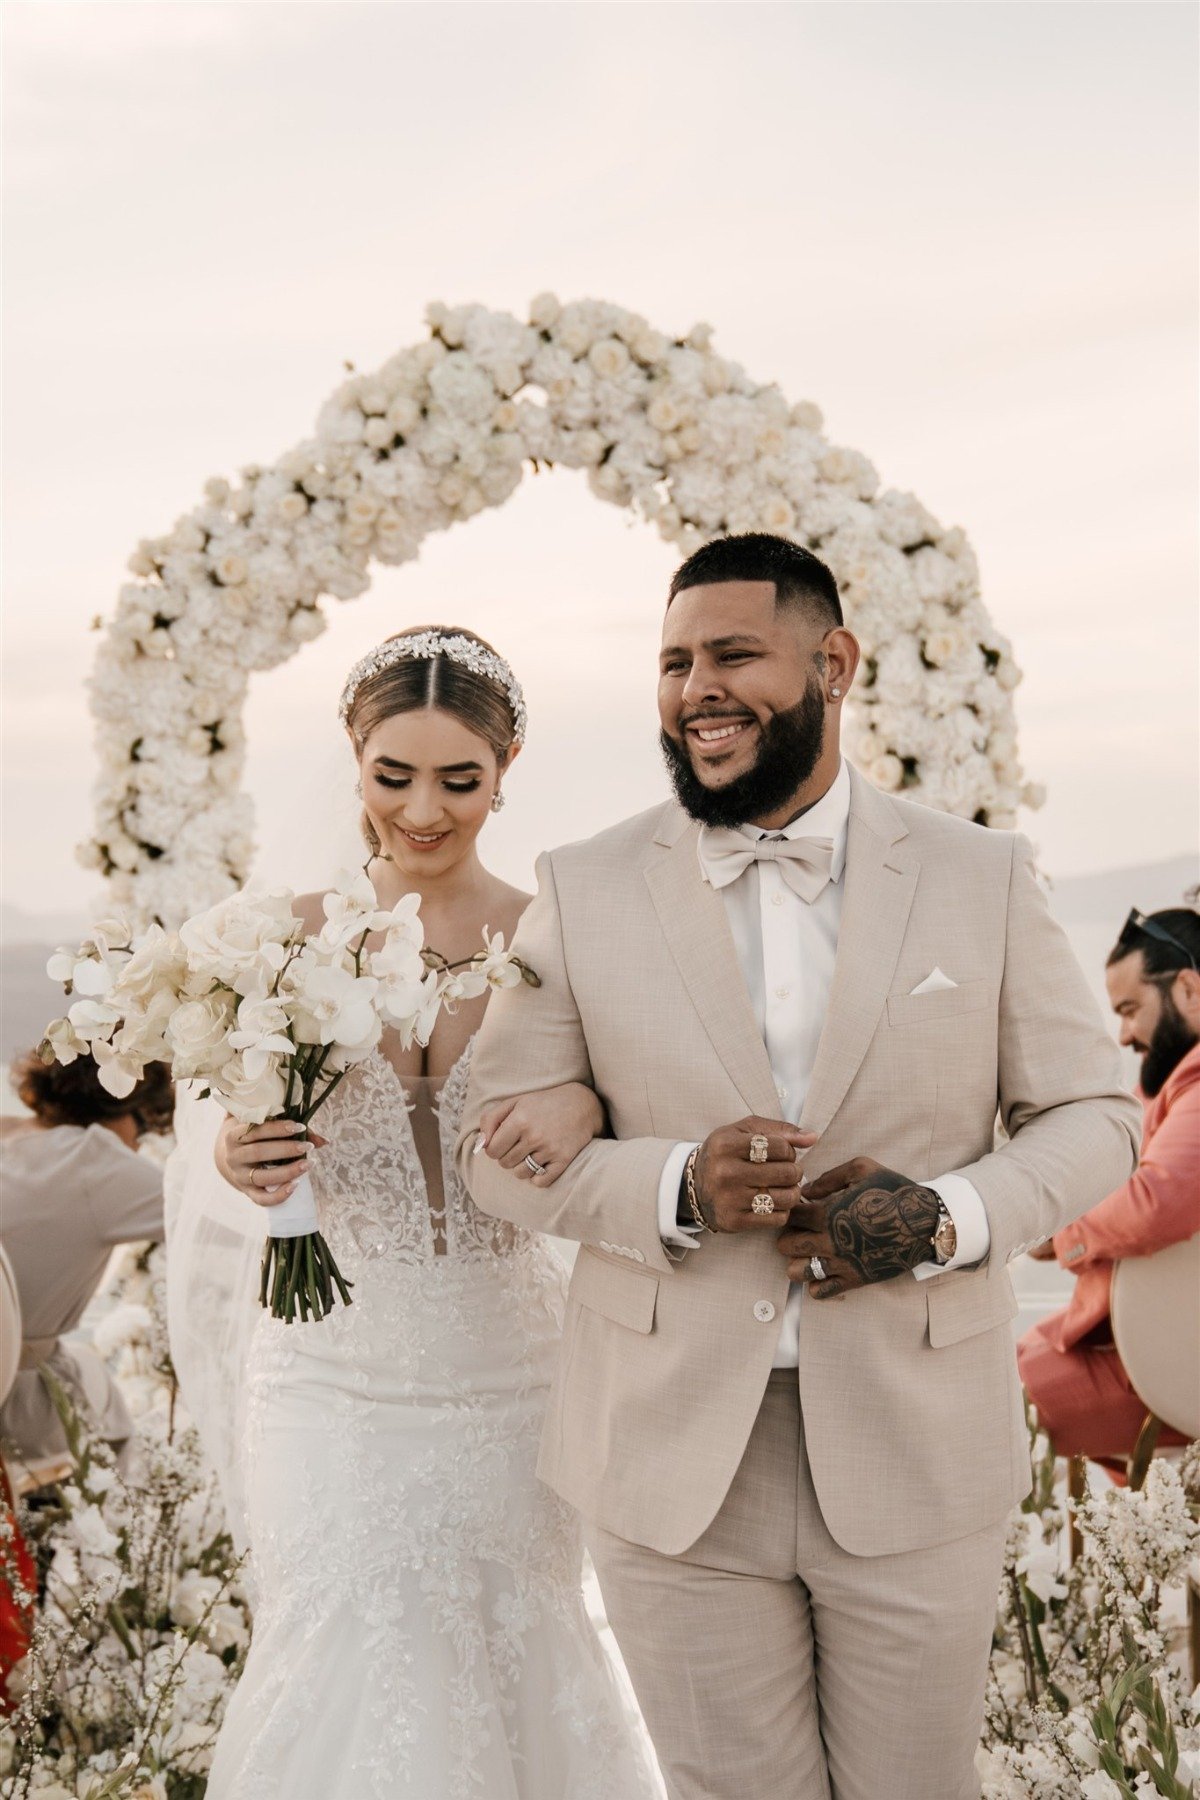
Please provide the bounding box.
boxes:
[684,1146,710,1232]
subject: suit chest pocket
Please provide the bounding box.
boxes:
[886,979,991,1029]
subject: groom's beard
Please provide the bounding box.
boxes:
[660,679,827,830]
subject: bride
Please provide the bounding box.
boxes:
[201,626,662,1799]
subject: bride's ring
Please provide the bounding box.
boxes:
[751,1194,775,1215]
[809,1255,827,1282]
[523,1154,547,1178]
[748,1133,769,1164]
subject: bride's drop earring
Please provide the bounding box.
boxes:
[490,790,505,813]
[354,778,363,797]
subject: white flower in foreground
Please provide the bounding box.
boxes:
[180,888,297,986]
[212,1052,289,1124]
[1080,1775,1124,1800]
[285,958,381,1048]
[67,1502,121,1561]
[166,993,235,1078]
[91,1302,154,1361]
[475,928,523,990]
[41,1015,86,1064]
[91,1038,143,1098]
[228,993,294,1081]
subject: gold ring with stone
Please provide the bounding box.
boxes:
[748,1134,770,1164]
[751,1194,775,1216]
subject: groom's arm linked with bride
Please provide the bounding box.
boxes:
[455,538,1140,1800]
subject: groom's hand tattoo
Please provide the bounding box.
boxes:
[775,1157,941,1299]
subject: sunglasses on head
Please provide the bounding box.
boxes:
[1119,908,1198,973]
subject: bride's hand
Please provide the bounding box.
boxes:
[214,1115,325,1206]
[477,1083,606,1187]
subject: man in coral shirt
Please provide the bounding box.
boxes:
[1019,905,1200,1469]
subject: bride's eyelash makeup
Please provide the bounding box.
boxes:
[374,775,482,794]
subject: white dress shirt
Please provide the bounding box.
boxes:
[655,760,991,1369]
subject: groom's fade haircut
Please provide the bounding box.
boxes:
[667,532,843,631]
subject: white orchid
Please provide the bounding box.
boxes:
[283,956,381,1049]
[227,992,294,1081]
[475,927,524,991]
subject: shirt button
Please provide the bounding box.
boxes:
[771,892,785,906]
[753,1300,776,1323]
[776,1083,788,1101]
[775,986,790,999]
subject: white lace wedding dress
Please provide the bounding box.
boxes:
[206,1040,661,1800]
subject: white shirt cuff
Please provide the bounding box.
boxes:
[658,1141,702,1251]
[911,1172,991,1280]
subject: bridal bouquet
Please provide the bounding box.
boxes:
[42,872,446,1324]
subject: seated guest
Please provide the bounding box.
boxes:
[0,1050,172,1467]
[1018,907,1200,1471]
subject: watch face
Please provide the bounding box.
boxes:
[934,1215,957,1263]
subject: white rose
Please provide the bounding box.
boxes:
[386,394,422,434]
[288,606,325,644]
[529,291,561,329]
[629,325,668,363]
[277,491,308,522]
[113,925,188,1006]
[166,993,235,1078]
[588,338,631,381]
[180,888,297,987]
[215,553,247,586]
[213,1054,288,1125]
[760,496,796,534]
[1080,1775,1124,1800]
[171,1569,221,1630]
[647,392,684,434]
[790,399,824,431]
[92,1302,154,1360]
[69,1502,120,1559]
[1066,1729,1101,1770]
[869,754,905,793]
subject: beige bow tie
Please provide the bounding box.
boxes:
[698,828,835,903]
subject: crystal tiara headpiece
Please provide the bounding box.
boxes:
[338,630,527,744]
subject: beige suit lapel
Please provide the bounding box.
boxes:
[643,809,780,1119]
[800,771,919,1136]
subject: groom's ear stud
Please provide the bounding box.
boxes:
[830,687,842,699]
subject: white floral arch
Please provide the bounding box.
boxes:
[87,296,1040,924]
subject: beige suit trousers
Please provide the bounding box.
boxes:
[587,1372,1006,1800]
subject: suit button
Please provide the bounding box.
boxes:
[753,1300,776,1323]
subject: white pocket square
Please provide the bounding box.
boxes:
[909,966,958,996]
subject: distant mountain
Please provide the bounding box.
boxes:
[2,852,1195,1091]
[1,900,89,946]
[1045,854,1197,924]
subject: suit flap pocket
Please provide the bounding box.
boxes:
[887,979,990,1028]
[926,1269,1017,1347]
[570,1250,658,1334]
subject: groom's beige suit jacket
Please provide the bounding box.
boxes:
[457,769,1139,1559]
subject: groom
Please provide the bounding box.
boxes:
[457,533,1139,1799]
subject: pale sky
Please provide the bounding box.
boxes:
[3,1,1197,923]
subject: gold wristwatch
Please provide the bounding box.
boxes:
[931,1194,958,1265]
